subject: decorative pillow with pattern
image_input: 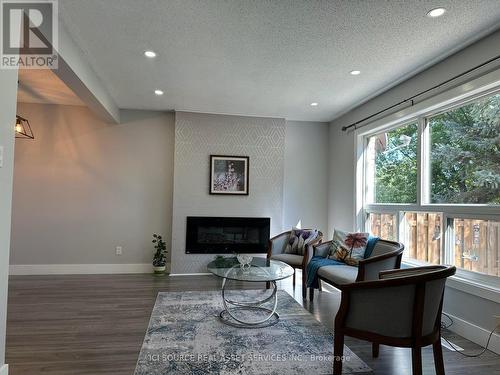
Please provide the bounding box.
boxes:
[284,228,319,256]
[328,229,369,266]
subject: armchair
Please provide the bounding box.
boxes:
[267,229,323,298]
[308,239,404,301]
[333,265,456,375]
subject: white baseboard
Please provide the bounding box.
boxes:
[9,263,169,275]
[0,364,8,375]
[444,311,500,355]
[169,272,212,276]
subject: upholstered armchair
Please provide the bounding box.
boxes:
[333,265,456,375]
[308,239,404,301]
[267,229,323,298]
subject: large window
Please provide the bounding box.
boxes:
[366,122,418,204]
[362,89,500,283]
[429,93,500,205]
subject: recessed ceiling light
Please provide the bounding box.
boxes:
[350,70,361,76]
[310,102,318,107]
[427,7,446,18]
[154,89,164,96]
[144,50,157,58]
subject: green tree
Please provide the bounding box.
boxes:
[373,94,500,205]
[429,93,500,204]
[374,123,418,203]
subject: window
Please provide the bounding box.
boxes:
[429,93,500,204]
[366,122,418,203]
[361,89,500,283]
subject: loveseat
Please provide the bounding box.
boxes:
[308,239,404,301]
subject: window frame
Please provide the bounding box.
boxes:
[363,119,419,205]
[355,68,500,293]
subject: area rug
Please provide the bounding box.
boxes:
[134,290,371,374]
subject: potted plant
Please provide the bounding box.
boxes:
[152,233,167,274]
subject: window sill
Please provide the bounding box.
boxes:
[402,261,500,303]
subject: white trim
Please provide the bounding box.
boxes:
[169,272,212,276]
[8,263,166,275]
[446,276,500,303]
[365,204,500,216]
[354,130,364,231]
[0,364,8,375]
[443,312,500,355]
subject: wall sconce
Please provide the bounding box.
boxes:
[15,115,34,139]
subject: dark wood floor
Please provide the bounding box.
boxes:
[6,271,500,375]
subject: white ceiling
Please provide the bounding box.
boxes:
[17,69,85,107]
[58,0,500,122]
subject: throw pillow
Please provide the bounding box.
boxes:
[328,229,369,266]
[284,228,319,256]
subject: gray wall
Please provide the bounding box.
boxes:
[10,108,330,272]
[328,30,500,339]
[327,122,355,237]
[284,121,329,234]
[171,111,286,274]
[10,104,175,266]
[0,68,18,369]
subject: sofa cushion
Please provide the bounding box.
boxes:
[271,253,303,267]
[317,264,359,285]
[284,228,319,256]
[328,229,369,266]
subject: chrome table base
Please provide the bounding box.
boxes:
[219,278,279,328]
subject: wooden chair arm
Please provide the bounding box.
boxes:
[379,265,446,279]
[356,248,404,281]
[339,265,456,291]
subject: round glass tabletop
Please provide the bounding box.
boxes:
[207,257,294,282]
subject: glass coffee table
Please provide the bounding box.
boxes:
[207,257,294,328]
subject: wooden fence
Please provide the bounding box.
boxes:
[454,218,499,277]
[369,213,397,241]
[404,213,441,265]
[369,213,500,277]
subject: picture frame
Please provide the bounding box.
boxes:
[209,155,249,195]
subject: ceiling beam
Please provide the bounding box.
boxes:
[51,21,120,123]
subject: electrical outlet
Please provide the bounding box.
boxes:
[115,246,123,256]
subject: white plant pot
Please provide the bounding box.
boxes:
[153,265,166,274]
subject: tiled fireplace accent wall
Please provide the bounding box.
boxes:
[171,111,286,274]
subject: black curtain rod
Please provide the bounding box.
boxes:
[342,53,500,132]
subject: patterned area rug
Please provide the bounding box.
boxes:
[134,290,371,375]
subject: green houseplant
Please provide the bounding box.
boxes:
[152,233,167,274]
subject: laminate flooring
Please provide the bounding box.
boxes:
[6,271,500,374]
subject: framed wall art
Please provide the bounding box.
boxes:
[209,155,249,195]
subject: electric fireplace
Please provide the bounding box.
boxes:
[185,216,270,254]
